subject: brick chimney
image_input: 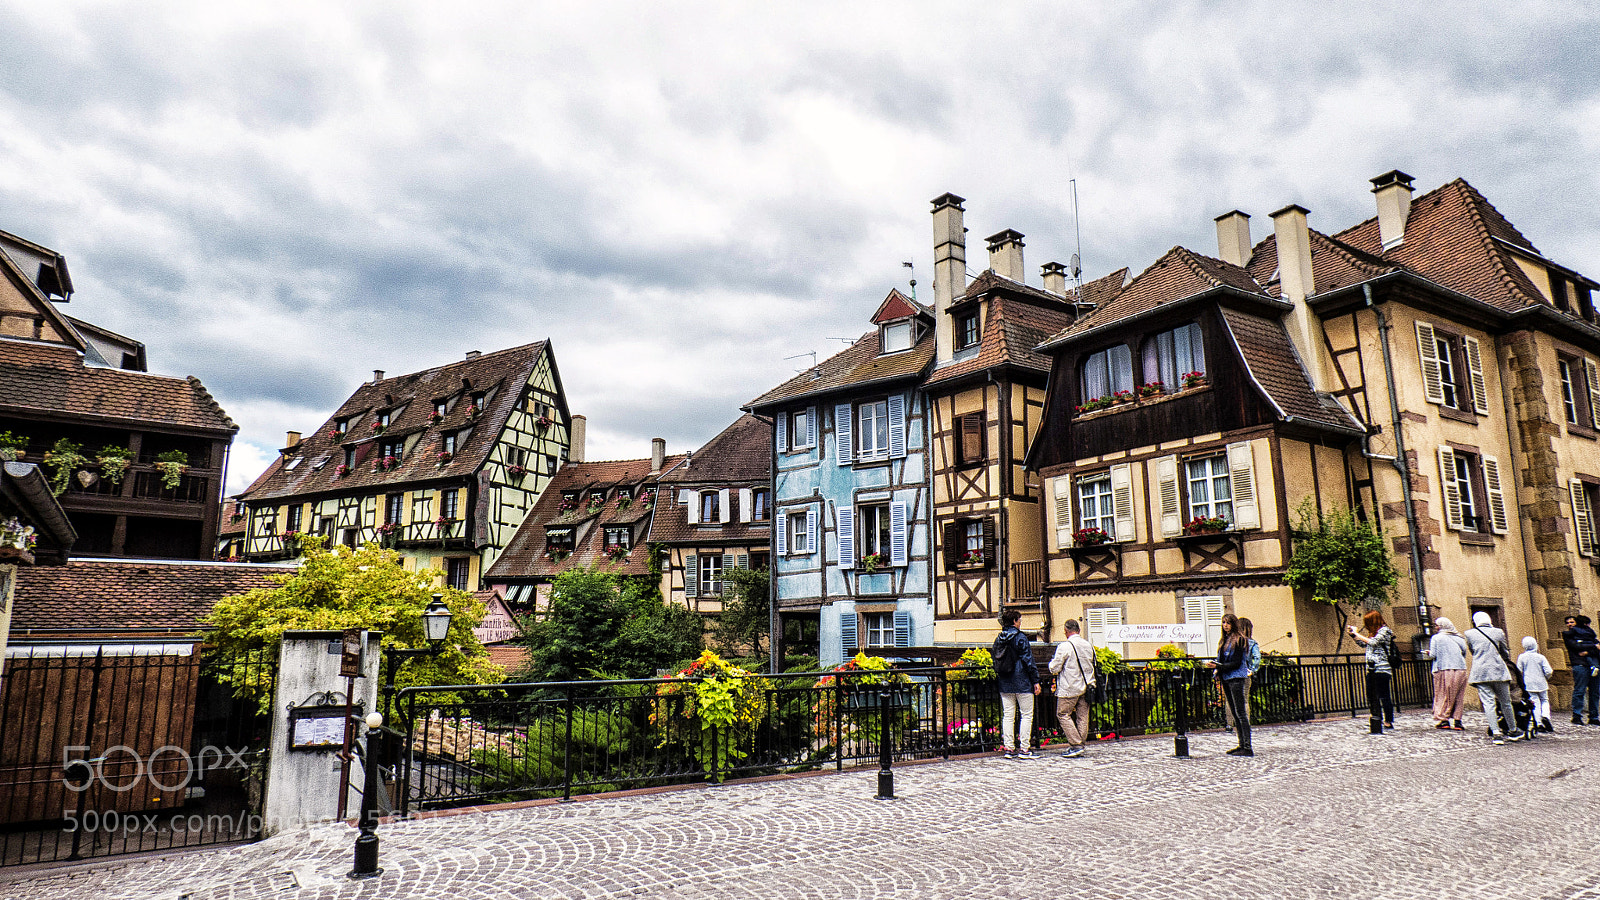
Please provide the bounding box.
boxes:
[569,414,586,463]
[1271,204,1328,390]
[931,193,967,366]
[1214,210,1252,267]
[1370,170,1414,251]
[1041,262,1069,297]
[986,229,1026,282]
[651,437,666,475]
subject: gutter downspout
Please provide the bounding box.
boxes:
[1365,285,1430,633]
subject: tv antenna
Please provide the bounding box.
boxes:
[1070,179,1085,297]
[783,351,819,375]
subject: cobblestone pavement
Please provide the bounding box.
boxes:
[5,717,1599,900]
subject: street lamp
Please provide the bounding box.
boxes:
[382,594,454,714]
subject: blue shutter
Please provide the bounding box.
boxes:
[887,394,906,459]
[889,501,908,567]
[893,611,912,648]
[805,406,817,448]
[805,506,818,554]
[837,506,856,569]
[776,411,787,452]
[684,554,698,597]
[835,403,853,465]
[840,610,858,651]
[776,514,787,555]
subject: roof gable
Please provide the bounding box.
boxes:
[871,289,925,324]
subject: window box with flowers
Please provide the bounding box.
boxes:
[436,450,453,466]
[1137,381,1164,399]
[428,410,444,425]
[959,549,986,568]
[334,464,352,479]
[433,515,455,533]
[857,552,886,574]
[372,454,401,473]
[507,463,527,479]
[1073,526,1111,547]
[96,445,134,487]
[279,530,304,552]
[1181,515,1230,536]
[639,489,656,510]
[546,547,571,562]
[557,496,578,513]
[605,545,630,562]
[535,414,553,431]
[1181,370,1206,389]
[586,497,605,514]
[42,439,88,496]
[376,522,400,546]
[369,421,384,435]
[1,516,39,556]
[153,450,190,490]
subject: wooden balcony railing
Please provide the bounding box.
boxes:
[1010,559,1044,602]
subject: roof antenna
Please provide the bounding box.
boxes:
[1069,178,1085,299]
[783,351,819,376]
[903,260,917,302]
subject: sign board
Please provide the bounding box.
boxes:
[1103,624,1205,644]
[339,628,365,678]
[288,704,363,750]
[473,592,518,645]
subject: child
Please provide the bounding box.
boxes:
[1518,636,1555,734]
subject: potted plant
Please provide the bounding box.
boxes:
[370,421,384,435]
[535,414,553,431]
[640,489,656,510]
[428,410,444,425]
[586,497,604,513]
[1138,381,1164,399]
[433,515,454,533]
[1182,514,1230,536]
[334,463,352,478]
[1074,395,1116,415]
[330,425,345,440]
[960,549,986,567]
[615,495,633,510]
[652,651,772,780]
[858,552,886,573]
[436,450,453,465]
[376,522,399,546]
[372,454,400,473]
[279,530,302,551]
[557,496,578,513]
[1073,526,1111,547]
[1112,389,1135,404]
[606,545,630,562]
[96,445,134,487]
[154,450,189,489]
[0,431,26,462]
[42,439,88,496]
[1181,370,1206,389]
[507,463,527,478]
[547,547,570,561]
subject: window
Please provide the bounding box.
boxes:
[858,503,892,559]
[698,554,723,596]
[881,320,913,353]
[1438,445,1508,536]
[780,407,815,452]
[315,516,334,538]
[1185,455,1233,523]
[342,529,358,550]
[963,520,983,553]
[749,550,770,571]
[343,447,356,469]
[509,447,528,469]
[443,432,458,455]
[440,489,459,520]
[285,505,302,532]
[1561,358,1579,424]
[1080,344,1133,403]
[1084,606,1125,657]
[334,418,348,437]
[1570,479,1600,557]
[863,612,896,647]
[751,488,770,522]
[446,558,470,591]
[1076,474,1116,536]
[471,393,485,412]
[547,528,575,554]
[1558,353,1600,430]
[1435,335,1461,408]
[943,517,993,570]
[385,493,404,525]
[1416,322,1488,414]
[778,508,815,556]
[956,413,985,465]
[858,400,890,457]
[378,410,392,429]
[956,312,980,349]
[434,400,448,418]
[700,491,720,523]
[545,454,558,475]
[379,438,404,460]
[412,494,432,523]
[604,526,631,550]
[1141,323,1205,393]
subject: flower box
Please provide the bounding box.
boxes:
[1073,527,1111,547]
[1181,515,1230,536]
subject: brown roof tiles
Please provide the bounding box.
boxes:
[0,340,236,434]
[11,559,294,635]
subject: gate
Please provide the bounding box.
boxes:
[0,643,276,867]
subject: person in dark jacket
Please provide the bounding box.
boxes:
[1349,610,1397,730]
[1561,614,1599,725]
[994,609,1041,759]
[1208,613,1252,756]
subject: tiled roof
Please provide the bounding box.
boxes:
[0,340,236,433]
[241,342,550,502]
[485,455,686,580]
[10,559,294,633]
[1041,249,1266,347]
[656,414,771,483]
[871,289,926,324]
[647,494,772,545]
[746,328,935,410]
[924,291,1079,387]
[1219,308,1365,434]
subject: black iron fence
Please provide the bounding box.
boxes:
[391,654,1433,814]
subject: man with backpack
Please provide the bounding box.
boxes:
[992,609,1041,759]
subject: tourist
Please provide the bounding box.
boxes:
[993,609,1040,760]
[1239,617,1261,716]
[1047,618,1095,758]
[1560,614,1598,725]
[1348,610,1396,730]
[1427,617,1469,731]
[1211,613,1252,756]
[1465,611,1520,744]
[1517,636,1554,734]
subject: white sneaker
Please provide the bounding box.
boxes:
[1015,749,1038,760]
[1492,735,1506,745]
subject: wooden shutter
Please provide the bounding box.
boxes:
[1463,335,1490,414]
[805,407,817,448]
[840,611,858,652]
[686,492,700,525]
[837,506,856,570]
[1110,463,1135,542]
[737,552,749,569]
[1481,455,1509,535]
[1572,480,1595,557]
[835,403,853,465]
[943,521,962,572]
[1156,455,1182,537]
[718,489,731,524]
[776,512,787,555]
[1438,446,1462,531]
[721,553,736,590]
[1184,595,1225,656]
[739,488,753,523]
[893,611,912,648]
[1226,442,1260,530]
[1586,359,1600,430]
[888,394,907,459]
[1416,321,1445,405]
[776,411,787,451]
[805,506,817,554]
[685,554,698,597]
[960,413,984,464]
[1052,476,1074,550]
[981,516,996,569]
[889,501,908,567]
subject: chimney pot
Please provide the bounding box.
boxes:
[651,437,666,475]
[569,414,586,464]
[373,370,384,382]
[465,350,481,360]
[1370,169,1415,251]
[285,431,301,448]
[931,193,968,367]
[985,229,1026,283]
[1214,210,1252,267]
[1041,262,1069,297]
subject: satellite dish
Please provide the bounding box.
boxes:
[1070,253,1082,279]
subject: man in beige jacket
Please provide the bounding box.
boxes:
[1048,619,1096,758]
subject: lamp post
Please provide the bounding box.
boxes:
[381,594,454,715]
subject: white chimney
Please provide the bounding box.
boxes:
[569,414,586,463]
[465,349,481,360]
[1371,170,1414,251]
[372,370,384,382]
[651,437,665,474]
[1271,204,1328,390]
[1041,262,1069,297]
[931,193,967,366]
[986,229,1026,282]
[1214,210,1252,267]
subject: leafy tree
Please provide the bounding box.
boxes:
[1283,500,1399,651]
[712,566,770,659]
[515,567,704,683]
[203,538,500,706]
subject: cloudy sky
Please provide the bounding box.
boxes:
[3,1,1598,494]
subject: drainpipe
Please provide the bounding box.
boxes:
[1364,285,1431,633]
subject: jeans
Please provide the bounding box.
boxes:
[1000,692,1034,752]
[1476,681,1515,736]
[1366,671,1394,726]
[1573,664,1599,719]
[1055,692,1090,748]
[1221,677,1251,749]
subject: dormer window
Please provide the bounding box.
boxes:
[434,400,448,417]
[881,320,914,353]
[956,311,980,350]
[604,526,631,550]
[547,528,575,554]
[334,418,348,437]
[378,410,392,429]
[471,393,485,413]
[443,432,458,455]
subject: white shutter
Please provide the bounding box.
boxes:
[1226,442,1260,530]
[1463,335,1490,414]
[1184,595,1225,656]
[1572,480,1595,557]
[1416,321,1445,405]
[776,513,788,555]
[835,403,853,465]
[1085,606,1124,657]
[1586,359,1600,430]
[739,488,753,523]
[776,411,787,452]
[686,492,700,525]
[805,506,817,554]
[1110,464,1135,542]
[889,501,908,567]
[1438,446,1462,531]
[737,552,749,569]
[718,489,731,524]
[685,554,698,597]
[837,506,856,570]
[1156,455,1182,538]
[893,611,912,648]
[888,394,907,459]
[805,407,817,448]
[1481,455,1509,535]
[1052,475,1074,550]
[840,610,857,651]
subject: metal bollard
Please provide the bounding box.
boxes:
[875,686,895,800]
[349,713,385,879]
[1172,669,1190,758]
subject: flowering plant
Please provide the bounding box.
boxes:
[1073,526,1110,546]
[960,549,985,566]
[373,454,400,473]
[535,414,553,430]
[334,464,352,478]
[377,522,399,536]
[858,552,886,573]
[946,647,995,682]
[1,516,38,552]
[436,450,452,465]
[1137,381,1164,398]
[330,426,344,440]
[1182,514,1229,535]
[433,516,452,529]
[1074,395,1117,415]
[428,410,443,425]
[653,651,772,780]
[1181,370,1205,389]
[558,496,578,512]
[370,421,383,433]
[1112,389,1135,403]
[639,489,656,509]
[813,653,913,739]
[605,545,630,562]
[587,497,604,513]
[507,464,527,478]
[615,496,632,510]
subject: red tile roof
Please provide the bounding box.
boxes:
[10,559,294,635]
[871,289,926,324]
[1219,308,1364,434]
[1042,249,1268,347]
[924,287,1080,387]
[746,328,934,410]
[0,340,236,433]
[655,414,771,484]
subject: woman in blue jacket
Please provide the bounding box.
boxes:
[1212,613,1253,756]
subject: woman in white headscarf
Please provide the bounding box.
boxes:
[1464,611,1519,744]
[1428,617,1469,730]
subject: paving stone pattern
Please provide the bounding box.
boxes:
[4,718,1598,900]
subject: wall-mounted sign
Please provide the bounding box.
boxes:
[473,593,517,645]
[339,628,366,678]
[1102,624,1206,644]
[288,703,363,751]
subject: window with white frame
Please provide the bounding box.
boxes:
[863,612,896,647]
[1185,454,1233,523]
[604,526,630,550]
[1438,445,1508,536]
[1076,473,1115,536]
[785,510,809,555]
[1416,321,1489,414]
[700,491,720,523]
[881,320,913,353]
[1083,606,1124,657]
[1080,344,1133,403]
[858,503,891,560]
[698,553,723,596]
[784,408,813,451]
[858,400,890,458]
